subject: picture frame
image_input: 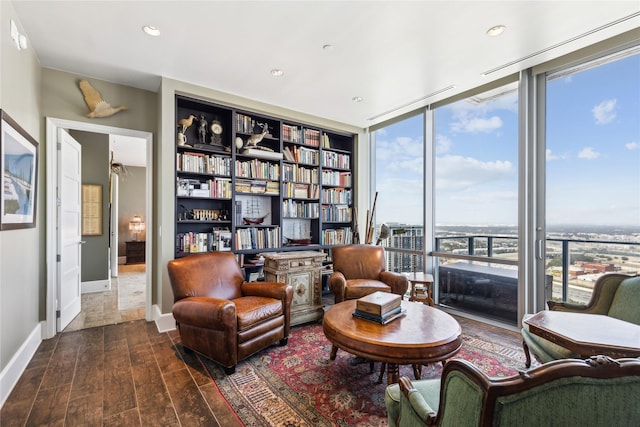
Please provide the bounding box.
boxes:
[1,110,39,230]
[81,184,103,236]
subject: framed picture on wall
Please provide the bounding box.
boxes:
[1,110,39,230]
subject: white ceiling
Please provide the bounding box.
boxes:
[10,1,640,129]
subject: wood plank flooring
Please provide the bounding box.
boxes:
[0,320,242,427]
[1,308,523,426]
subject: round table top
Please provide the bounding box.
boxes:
[322,299,462,364]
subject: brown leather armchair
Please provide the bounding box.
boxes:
[328,244,408,303]
[167,251,293,374]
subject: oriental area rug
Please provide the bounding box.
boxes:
[197,318,527,427]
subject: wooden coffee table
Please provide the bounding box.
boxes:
[524,310,640,366]
[323,300,462,384]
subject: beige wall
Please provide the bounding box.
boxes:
[0,1,42,372]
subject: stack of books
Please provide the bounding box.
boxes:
[353,291,404,325]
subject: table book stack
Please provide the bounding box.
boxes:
[353,291,404,325]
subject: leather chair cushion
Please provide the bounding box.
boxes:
[344,279,391,300]
[234,296,283,331]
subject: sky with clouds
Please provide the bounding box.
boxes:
[375,53,639,229]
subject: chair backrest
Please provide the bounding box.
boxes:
[332,244,386,280]
[435,356,640,426]
[167,252,245,302]
[608,275,640,324]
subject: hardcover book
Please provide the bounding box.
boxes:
[356,291,401,316]
[352,307,405,325]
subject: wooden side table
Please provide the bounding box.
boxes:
[406,272,434,306]
[126,241,146,264]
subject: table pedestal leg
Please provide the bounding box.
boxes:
[330,345,338,360]
[387,363,400,385]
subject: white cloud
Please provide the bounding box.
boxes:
[592,99,617,125]
[546,149,559,161]
[578,147,600,160]
[435,155,514,191]
[450,115,503,133]
[625,141,639,150]
[436,134,452,154]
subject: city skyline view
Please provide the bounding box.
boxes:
[374,51,639,231]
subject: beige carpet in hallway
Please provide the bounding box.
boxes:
[63,264,146,332]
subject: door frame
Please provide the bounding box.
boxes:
[44,117,153,339]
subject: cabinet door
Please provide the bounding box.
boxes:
[289,271,315,309]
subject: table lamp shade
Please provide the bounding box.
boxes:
[129,215,145,240]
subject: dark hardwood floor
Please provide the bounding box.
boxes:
[1,311,523,426]
[0,320,242,427]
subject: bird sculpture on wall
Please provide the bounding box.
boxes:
[78,79,128,118]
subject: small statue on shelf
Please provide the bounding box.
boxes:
[197,114,208,144]
[177,114,196,146]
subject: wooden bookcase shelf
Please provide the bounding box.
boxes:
[174,95,355,258]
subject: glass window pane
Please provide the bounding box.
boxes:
[546,51,640,303]
[373,114,424,273]
[434,83,519,325]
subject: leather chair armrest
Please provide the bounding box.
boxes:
[328,271,347,303]
[242,281,291,300]
[242,281,294,337]
[172,296,236,331]
[379,271,409,296]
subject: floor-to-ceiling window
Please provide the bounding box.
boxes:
[432,82,520,325]
[545,49,640,304]
[372,114,425,273]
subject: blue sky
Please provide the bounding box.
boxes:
[375,52,639,228]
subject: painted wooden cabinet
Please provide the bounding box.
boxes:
[262,251,326,326]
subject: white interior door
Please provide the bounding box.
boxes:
[110,176,118,277]
[57,129,82,331]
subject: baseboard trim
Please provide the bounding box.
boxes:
[0,322,42,407]
[152,304,176,333]
[82,279,111,294]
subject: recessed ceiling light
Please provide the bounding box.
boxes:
[352,96,364,103]
[270,69,284,77]
[486,25,506,37]
[143,25,161,36]
[322,44,334,51]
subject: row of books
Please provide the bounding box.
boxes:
[282,200,319,218]
[283,145,319,165]
[321,151,350,169]
[265,123,337,152]
[321,204,352,222]
[236,114,267,135]
[235,226,281,250]
[321,170,351,187]
[283,182,320,199]
[282,124,302,143]
[177,152,231,176]
[321,188,352,204]
[235,179,279,195]
[353,292,404,325]
[282,163,319,183]
[321,227,353,245]
[303,129,321,147]
[235,158,280,180]
[177,177,232,198]
[176,229,231,254]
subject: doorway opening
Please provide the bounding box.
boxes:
[44,118,153,339]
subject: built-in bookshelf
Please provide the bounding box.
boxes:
[174,94,355,258]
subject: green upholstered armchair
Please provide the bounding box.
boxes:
[385,356,640,427]
[521,273,639,367]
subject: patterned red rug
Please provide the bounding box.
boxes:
[198,320,526,426]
